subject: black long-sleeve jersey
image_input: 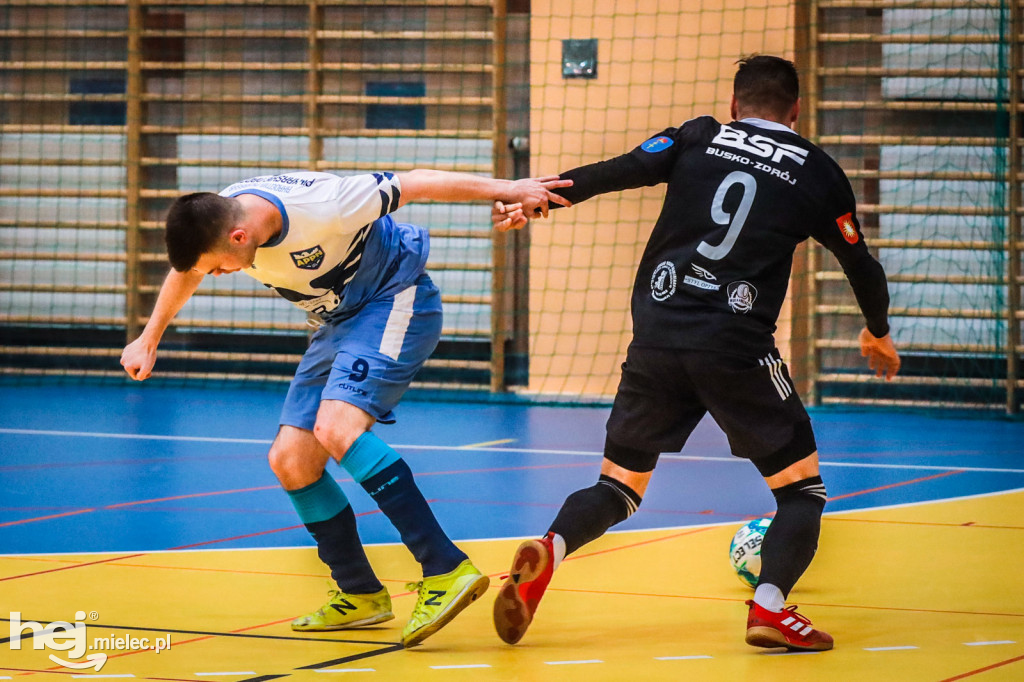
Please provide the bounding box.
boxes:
[554,115,891,357]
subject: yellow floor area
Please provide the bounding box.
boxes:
[2,490,1022,681]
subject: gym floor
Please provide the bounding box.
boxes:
[1,382,1022,680]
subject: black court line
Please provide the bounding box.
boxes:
[295,642,406,669]
[234,643,406,681]
[0,618,392,647]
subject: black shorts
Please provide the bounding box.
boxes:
[605,345,816,475]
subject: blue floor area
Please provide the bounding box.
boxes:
[1,383,1022,555]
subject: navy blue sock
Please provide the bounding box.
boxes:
[361,459,467,577]
[285,473,381,594]
[305,506,383,595]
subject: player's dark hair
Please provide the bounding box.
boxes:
[733,55,799,119]
[164,192,239,272]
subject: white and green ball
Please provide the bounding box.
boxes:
[729,517,772,588]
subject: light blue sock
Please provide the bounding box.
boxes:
[339,432,401,483]
[286,472,349,524]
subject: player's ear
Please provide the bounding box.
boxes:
[228,227,247,245]
[790,98,800,125]
[730,95,739,120]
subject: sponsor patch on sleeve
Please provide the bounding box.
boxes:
[640,135,674,153]
[835,212,858,244]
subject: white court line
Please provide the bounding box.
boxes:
[864,646,918,651]
[0,428,272,445]
[545,660,604,665]
[314,670,376,674]
[2,428,1022,474]
[964,640,1016,646]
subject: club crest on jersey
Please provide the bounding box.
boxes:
[651,261,677,301]
[641,136,674,153]
[290,245,325,270]
[836,212,858,244]
[727,280,758,313]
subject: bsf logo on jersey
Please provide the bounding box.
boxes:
[727,281,758,313]
[290,245,325,270]
[641,136,674,153]
[712,125,809,166]
[651,261,677,301]
[836,212,858,244]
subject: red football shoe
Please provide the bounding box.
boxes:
[493,533,555,644]
[745,599,834,651]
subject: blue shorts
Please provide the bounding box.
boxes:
[279,273,442,430]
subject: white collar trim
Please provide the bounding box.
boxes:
[739,117,796,133]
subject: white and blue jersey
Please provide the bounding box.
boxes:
[219,170,429,323]
[219,171,441,427]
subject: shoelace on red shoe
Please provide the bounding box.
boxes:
[781,605,813,626]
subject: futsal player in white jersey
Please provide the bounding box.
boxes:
[120,168,570,647]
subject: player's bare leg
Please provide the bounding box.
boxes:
[269,426,392,632]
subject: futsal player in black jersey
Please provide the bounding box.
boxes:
[490,55,901,651]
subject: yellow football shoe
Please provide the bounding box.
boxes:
[401,559,490,647]
[291,587,394,631]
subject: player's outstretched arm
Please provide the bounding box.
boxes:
[859,327,900,381]
[395,169,571,217]
[120,268,204,380]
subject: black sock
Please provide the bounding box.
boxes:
[305,505,383,594]
[361,459,467,577]
[548,475,642,555]
[757,475,827,597]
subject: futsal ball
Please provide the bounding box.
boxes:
[729,517,772,588]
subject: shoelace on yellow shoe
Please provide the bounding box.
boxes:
[407,581,433,612]
[315,589,342,617]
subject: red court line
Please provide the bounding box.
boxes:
[0,508,384,581]
[0,508,94,528]
[826,469,965,502]
[0,453,255,473]
[1,669,196,682]
[543,584,1024,618]
[569,525,719,562]
[940,653,1024,681]
[827,517,1024,531]
[427,497,735,519]
[0,485,279,529]
[414,461,595,477]
[0,553,148,582]
[0,462,589,532]
[169,525,305,550]
[104,485,280,509]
